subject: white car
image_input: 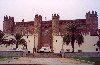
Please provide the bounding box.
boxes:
[7,48,28,52]
[7,48,16,51]
[37,47,51,53]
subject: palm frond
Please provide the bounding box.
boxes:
[97,41,100,49]
[76,33,84,47]
[14,33,23,40]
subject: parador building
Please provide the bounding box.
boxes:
[2,11,99,53]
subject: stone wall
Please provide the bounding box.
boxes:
[28,52,100,58]
[0,51,26,57]
[0,51,100,58]
[33,53,61,58]
[64,52,100,57]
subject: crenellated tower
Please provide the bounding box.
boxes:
[34,14,42,49]
[86,11,98,35]
[34,14,42,34]
[3,15,15,34]
[52,14,60,35]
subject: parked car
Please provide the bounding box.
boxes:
[37,47,51,53]
[7,48,16,51]
[7,48,28,52]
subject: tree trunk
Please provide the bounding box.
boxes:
[71,34,75,53]
[16,41,18,48]
[72,47,74,53]
[26,45,27,49]
[71,42,74,53]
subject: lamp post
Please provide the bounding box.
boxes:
[61,34,65,58]
[61,34,64,50]
[33,34,36,53]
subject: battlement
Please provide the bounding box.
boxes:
[52,14,59,19]
[35,14,42,19]
[4,15,14,22]
[86,11,98,18]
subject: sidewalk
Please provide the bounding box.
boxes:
[0,57,93,65]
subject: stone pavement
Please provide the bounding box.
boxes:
[0,57,93,65]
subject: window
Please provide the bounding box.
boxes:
[45,26,47,28]
[44,48,46,50]
[27,35,28,38]
[66,49,70,52]
[96,48,98,51]
[78,50,82,52]
[56,40,57,42]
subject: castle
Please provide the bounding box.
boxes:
[3,11,98,50]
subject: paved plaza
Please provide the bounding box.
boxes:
[0,57,93,65]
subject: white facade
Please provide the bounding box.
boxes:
[0,34,38,53]
[0,33,99,53]
[53,33,99,53]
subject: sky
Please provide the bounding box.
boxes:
[0,0,100,30]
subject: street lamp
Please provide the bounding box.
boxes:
[61,34,65,58]
[61,35,64,50]
[33,34,36,53]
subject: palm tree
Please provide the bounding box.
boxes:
[0,31,27,48]
[63,24,84,52]
[19,38,27,49]
[14,33,27,48]
[0,30,8,45]
[8,33,27,49]
[97,41,100,50]
[96,29,100,50]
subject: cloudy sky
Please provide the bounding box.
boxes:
[0,0,100,30]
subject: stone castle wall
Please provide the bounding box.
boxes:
[2,11,98,51]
